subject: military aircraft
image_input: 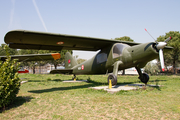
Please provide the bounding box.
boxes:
[4,30,172,85]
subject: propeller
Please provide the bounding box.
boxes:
[156,37,171,71]
[145,28,171,71]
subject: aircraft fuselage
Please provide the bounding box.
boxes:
[71,42,159,75]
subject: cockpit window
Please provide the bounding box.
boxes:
[113,43,129,58]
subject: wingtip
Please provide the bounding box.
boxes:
[51,53,61,60]
[4,30,25,44]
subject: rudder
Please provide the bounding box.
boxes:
[65,52,78,69]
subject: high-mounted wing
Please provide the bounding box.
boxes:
[0,53,60,62]
[4,30,139,51]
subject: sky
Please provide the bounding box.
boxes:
[0,0,179,59]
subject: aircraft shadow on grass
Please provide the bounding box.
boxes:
[148,79,167,91]
[149,79,167,82]
[28,78,162,94]
[28,78,136,94]
[27,79,63,83]
[0,96,33,113]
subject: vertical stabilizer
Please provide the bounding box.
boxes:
[65,52,78,69]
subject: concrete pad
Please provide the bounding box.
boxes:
[62,80,88,83]
[90,84,161,94]
[91,85,136,93]
[90,85,137,94]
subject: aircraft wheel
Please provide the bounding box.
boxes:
[107,74,117,86]
[140,73,149,84]
[72,74,76,80]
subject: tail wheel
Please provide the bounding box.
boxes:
[140,73,149,84]
[107,73,117,86]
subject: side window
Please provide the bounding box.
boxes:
[97,53,107,64]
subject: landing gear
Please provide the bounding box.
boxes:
[139,73,149,84]
[135,67,149,84]
[107,61,122,86]
[107,73,117,86]
[72,74,76,81]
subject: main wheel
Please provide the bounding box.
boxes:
[107,73,117,86]
[72,74,76,80]
[140,73,149,84]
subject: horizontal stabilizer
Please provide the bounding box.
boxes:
[0,53,60,62]
[50,69,73,74]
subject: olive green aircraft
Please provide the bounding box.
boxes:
[4,30,172,85]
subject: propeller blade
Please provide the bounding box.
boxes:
[164,36,171,43]
[159,49,165,71]
[144,28,156,41]
[156,37,171,50]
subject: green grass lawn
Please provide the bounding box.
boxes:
[1,74,180,119]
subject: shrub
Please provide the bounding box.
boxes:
[0,45,20,108]
[144,62,160,75]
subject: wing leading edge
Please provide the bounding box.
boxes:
[5,30,139,51]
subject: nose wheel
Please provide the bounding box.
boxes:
[107,73,117,86]
[136,67,149,84]
[139,73,149,84]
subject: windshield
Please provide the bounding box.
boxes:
[113,43,129,58]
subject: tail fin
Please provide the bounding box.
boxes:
[65,52,78,69]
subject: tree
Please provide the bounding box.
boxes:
[77,58,86,64]
[156,31,180,74]
[115,36,134,42]
[0,44,18,56]
[114,36,134,75]
[144,62,160,75]
[18,49,49,74]
[0,45,20,109]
